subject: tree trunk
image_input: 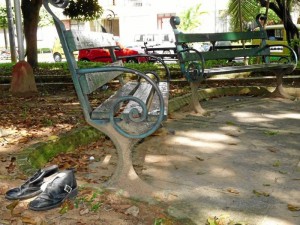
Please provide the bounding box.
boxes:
[259,0,299,43]
[21,0,42,68]
[3,28,7,49]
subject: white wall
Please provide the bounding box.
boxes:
[112,0,231,44]
[0,0,232,51]
[118,7,157,44]
[37,26,58,50]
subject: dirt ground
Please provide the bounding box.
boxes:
[0,77,299,225]
[0,85,188,225]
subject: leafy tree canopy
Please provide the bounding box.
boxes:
[39,7,54,26]
[178,3,206,32]
[63,0,103,21]
[0,5,8,28]
[227,0,280,31]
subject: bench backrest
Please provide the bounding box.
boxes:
[170,16,270,63]
[43,0,123,117]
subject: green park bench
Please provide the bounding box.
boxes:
[43,0,170,189]
[170,15,298,113]
[143,43,177,62]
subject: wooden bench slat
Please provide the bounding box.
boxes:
[204,64,295,76]
[181,47,270,61]
[66,30,117,52]
[148,82,169,119]
[91,82,138,119]
[175,31,267,43]
[78,60,123,94]
[91,81,169,121]
[123,82,154,115]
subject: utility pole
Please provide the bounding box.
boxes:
[5,0,17,63]
[14,0,25,61]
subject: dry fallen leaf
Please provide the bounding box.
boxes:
[59,199,74,214]
[287,204,300,211]
[79,208,89,215]
[6,200,19,214]
[253,190,270,197]
[5,162,16,173]
[21,216,37,225]
[196,156,204,161]
[151,127,168,136]
[267,147,279,153]
[227,188,240,195]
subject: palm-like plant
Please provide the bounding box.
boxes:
[228,0,259,31]
[179,3,206,32]
[259,0,299,42]
[228,0,299,43]
[228,0,281,31]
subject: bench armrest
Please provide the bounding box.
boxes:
[117,54,171,82]
[177,47,206,81]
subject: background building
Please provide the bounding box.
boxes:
[0,0,231,51]
[97,0,230,44]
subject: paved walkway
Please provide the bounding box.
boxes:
[133,95,300,225]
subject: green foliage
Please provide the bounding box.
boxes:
[41,118,54,127]
[0,5,7,28]
[290,38,300,49]
[74,189,104,212]
[272,160,281,167]
[228,0,260,31]
[179,3,206,32]
[227,0,280,31]
[0,63,14,75]
[265,9,281,24]
[63,0,103,22]
[206,214,247,225]
[39,7,54,26]
[263,130,279,136]
[0,61,176,77]
[124,62,158,71]
[154,218,166,225]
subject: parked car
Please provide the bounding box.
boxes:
[52,36,147,63]
[52,38,64,62]
[0,49,12,60]
[133,33,175,48]
[78,42,148,63]
[252,24,300,59]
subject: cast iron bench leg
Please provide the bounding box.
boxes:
[90,122,159,197]
[190,82,206,115]
[271,73,293,99]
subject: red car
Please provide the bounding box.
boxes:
[78,43,148,63]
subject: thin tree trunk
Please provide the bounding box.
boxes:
[3,28,7,49]
[259,0,299,42]
[21,0,42,68]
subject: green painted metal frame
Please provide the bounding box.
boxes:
[43,0,170,139]
[170,16,297,82]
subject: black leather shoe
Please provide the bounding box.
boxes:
[5,165,59,200]
[28,169,78,211]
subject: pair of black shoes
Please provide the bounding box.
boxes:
[5,165,78,211]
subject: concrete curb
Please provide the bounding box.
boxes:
[16,126,103,174]
[169,86,300,113]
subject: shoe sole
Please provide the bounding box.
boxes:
[5,190,42,200]
[28,187,78,211]
[5,165,59,200]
